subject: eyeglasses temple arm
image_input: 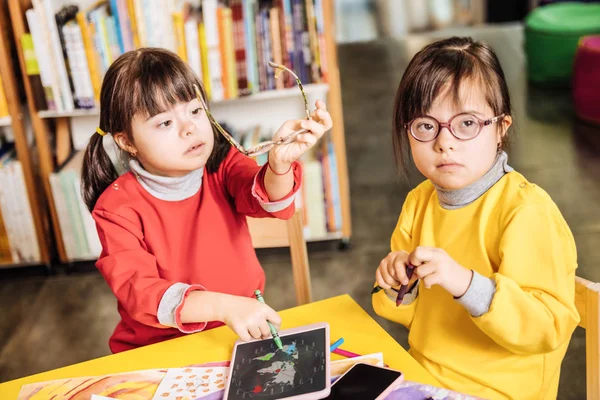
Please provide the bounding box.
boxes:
[485,114,506,125]
[193,84,247,154]
[268,61,310,121]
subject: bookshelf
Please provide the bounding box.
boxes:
[8,0,352,264]
[0,0,51,267]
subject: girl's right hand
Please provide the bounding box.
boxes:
[376,250,418,289]
[221,295,282,342]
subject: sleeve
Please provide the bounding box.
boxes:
[223,150,302,219]
[372,191,420,329]
[469,203,580,355]
[93,209,207,333]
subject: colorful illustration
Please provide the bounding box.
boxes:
[232,341,321,397]
[227,328,328,399]
[151,367,228,400]
[16,362,229,400]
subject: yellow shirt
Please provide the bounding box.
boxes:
[373,171,579,399]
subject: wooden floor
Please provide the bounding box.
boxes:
[1,25,598,399]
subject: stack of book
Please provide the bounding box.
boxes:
[0,143,41,264]
[24,0,328,109]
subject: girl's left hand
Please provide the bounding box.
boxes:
[268,100,332,172]
[408,246,474,298]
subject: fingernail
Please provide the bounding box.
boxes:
[402,279,408,285]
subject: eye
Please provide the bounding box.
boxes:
[417,123,435,131]
[158,120,172,128]
[461,120,475,127]
[191,107,202,116]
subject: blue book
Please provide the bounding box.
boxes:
[88,8,110,72]
[108,0,125,54]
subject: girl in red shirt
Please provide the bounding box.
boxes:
[81,48,331,353]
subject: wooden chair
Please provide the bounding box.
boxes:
[247,210,312,305]
[575,276,600,399]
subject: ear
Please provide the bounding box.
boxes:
[113,132,137,155]
[497,115,512,145]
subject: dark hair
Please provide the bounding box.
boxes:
[392,36,512,176]
[81,48,229,211]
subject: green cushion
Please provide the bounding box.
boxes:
[526,3,600,34]
[525,3,600,86]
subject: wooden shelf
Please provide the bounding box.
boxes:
[0,116,11,126]
[38,108,99,119]
[213,83,329,105]
[37,83,330,119]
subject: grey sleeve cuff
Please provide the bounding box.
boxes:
[157,282,191,328]
[251,172,298,213]
[455,271,496,317]
[258,193,297,213]
[384,280,419,305]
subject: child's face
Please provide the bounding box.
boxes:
[408,81,511,190]
[122,97,214,177]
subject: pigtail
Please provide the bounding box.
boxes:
[81,130,119,212]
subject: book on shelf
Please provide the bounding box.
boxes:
[49,150,102,261]
[23,0,328,110]
[0,144,42,264]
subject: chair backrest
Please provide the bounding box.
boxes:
[575,276,600,399]
[247,210,312,305]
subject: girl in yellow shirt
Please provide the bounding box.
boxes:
[372,37,579,399]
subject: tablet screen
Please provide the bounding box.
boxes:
[226,326,328,399]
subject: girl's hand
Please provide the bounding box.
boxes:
[268,100,332,173]
[376,250,418,289]
[408,246,473,298]
[220,295,282,342]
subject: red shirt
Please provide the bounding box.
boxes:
[93,149,301,353]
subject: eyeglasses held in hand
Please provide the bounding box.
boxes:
[405,113,505,142]
[193,62,311,157]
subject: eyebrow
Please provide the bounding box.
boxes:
[144,99,201,122]
[144,108,169,122]
[461,110,485,116]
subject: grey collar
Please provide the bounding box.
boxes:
[434,151,513,210]
[129,159,204,201]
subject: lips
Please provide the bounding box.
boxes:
[436,160,462,168]
[185,142,204,154]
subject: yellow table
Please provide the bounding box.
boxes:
[0,294,440,398]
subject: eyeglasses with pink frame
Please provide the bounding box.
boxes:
[404,113,505,142]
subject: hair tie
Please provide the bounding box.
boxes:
[96,127,108,137]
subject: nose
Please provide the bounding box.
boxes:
[181,118,196,138]
[434,125,455,152]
